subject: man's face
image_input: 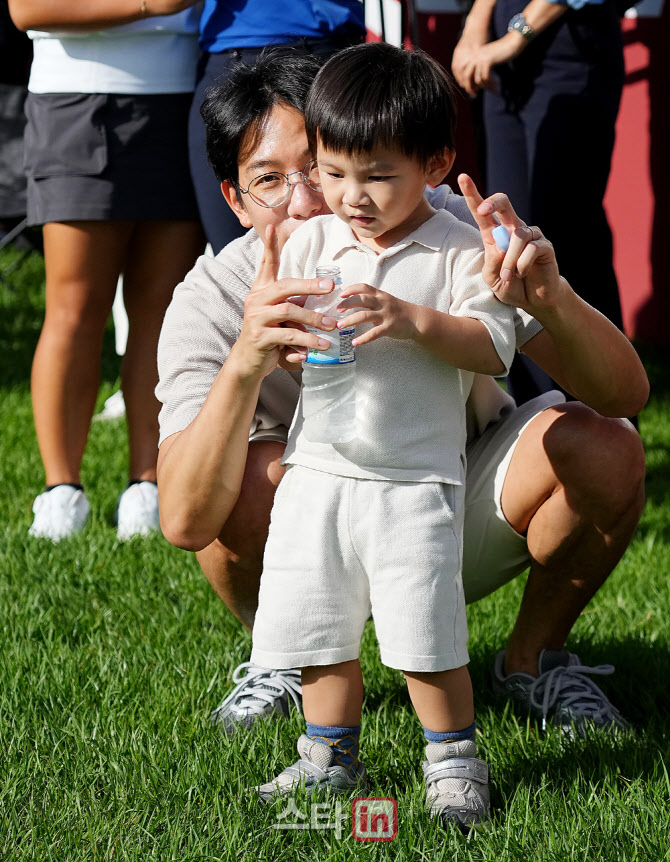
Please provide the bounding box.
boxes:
[316,142,451,252]
[221,103,329,250]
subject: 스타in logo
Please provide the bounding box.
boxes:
[352,798,397,841]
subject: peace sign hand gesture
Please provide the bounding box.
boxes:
[457,174,568,319]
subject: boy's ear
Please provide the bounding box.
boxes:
[426,149,457,187]
[220,180,253,229]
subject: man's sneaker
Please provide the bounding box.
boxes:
[492,649,630,736]
[423,738,490,831]
[29,485,90,540]
[252,734,367,803]
[116,481,160,540]
[210,662,302,735]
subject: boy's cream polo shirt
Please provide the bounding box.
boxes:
[279,210,516,485]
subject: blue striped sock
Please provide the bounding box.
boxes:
[305,723,360,773]
[423,722,477,743]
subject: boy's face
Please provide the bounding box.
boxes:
[316,142,454,252]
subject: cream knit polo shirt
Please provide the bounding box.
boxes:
[278,210,516,485]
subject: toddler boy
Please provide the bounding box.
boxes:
[249,42,515,830]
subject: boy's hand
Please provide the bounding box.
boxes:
[457,173,569,316]
[337,283,418,346]
[240,225,337,375]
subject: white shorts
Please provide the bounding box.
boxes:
[251,467,469,673]
[462,391,566,602]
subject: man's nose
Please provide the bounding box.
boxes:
[287,178,324,219]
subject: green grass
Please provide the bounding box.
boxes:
[1,245,669,860]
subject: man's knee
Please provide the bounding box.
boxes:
[543,404,645,528]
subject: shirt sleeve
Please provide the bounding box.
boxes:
[448,246,517,376]
[156,255,244,446]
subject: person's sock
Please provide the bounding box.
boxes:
[45,483,83,493]
[305,722,361,773]
[127,479,157,488]
[423,721,476,744]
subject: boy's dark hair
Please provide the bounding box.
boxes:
[201,48,322,186]
[305,43,457,163]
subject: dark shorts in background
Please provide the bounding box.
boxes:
[24,92,199,225]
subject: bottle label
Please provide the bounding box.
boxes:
[305,326,356,365]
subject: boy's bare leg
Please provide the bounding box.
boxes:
[405,667,474,732]
[302,660,364,727]
[406,666,488,828]
[499,403,645,676]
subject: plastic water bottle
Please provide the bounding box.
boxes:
[301,265,357,443]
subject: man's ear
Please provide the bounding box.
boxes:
[426,149,457,188]
[220,180,253,229]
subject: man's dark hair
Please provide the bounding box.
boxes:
[305,43,457,163]
[201,48,322,187]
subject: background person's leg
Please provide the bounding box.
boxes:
[121,219,204,483]
[188,52,250,255]
[32,221,133,486]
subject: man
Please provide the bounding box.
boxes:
[156,50,648,736]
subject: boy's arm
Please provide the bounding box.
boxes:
[338,266,515,377]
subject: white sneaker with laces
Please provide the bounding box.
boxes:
[29,485,90,541]
[492,649,629,736]
[210,662,302,735]
[116,481,160,540]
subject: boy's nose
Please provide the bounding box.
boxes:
[342,183,369,207]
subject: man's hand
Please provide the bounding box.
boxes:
[452,34,489,96]
[458,174,568,317]
[337,283,419,346]
[237,225,337,378]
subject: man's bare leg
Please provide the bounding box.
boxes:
[500,403,645,676]
[196,440,285,631]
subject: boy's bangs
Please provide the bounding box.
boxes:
[305,43,456,163]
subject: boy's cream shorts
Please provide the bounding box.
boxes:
[251,466,469,673]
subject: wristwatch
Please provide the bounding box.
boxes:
[507,13,536,42]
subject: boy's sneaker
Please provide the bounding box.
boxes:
[29,485,90,540]
[116,481,160,540]
[252,734,367,802]
[492,649,630,736]
[423,738,490,831]
[210,662,302,735]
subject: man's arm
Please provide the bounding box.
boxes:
[452,0,568,97]
[519,293,649,417]
[458,175,650,418]
[157,227,337,551]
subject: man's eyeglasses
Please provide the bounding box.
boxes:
[237,159,322,208]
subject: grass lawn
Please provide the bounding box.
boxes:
[1,244,669,861]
